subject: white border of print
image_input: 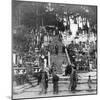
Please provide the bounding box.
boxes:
[0,0,100,100]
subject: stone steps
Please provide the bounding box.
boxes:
[13,76,97,94]
[17,83,97,95]
[50,54,68,74]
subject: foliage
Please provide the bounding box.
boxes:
[13,25,33,53]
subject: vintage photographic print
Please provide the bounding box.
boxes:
[12,0,97,99]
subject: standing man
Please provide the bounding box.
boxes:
[55,44,59,55]
[62,45,65,54]
[52,71,59,94]
[44,71,48,94]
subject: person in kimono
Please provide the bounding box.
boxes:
[39,69,48,94]
[88,75,92,90]
[55,44,59,55]
[69,65,78,92]
[52,71,59,94]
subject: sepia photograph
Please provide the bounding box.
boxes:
[12,0,97,99]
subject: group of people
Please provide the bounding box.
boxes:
[45,43,66,56]
[67,40,97,71]
[37,63,79,95]
[14,62,93,94]
[37,69,59,94]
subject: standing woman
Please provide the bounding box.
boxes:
[44,71,48,94]
[39,69,45,94]
[69,65,78,92]
[52,71,59,94]
[39,69,48,94]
